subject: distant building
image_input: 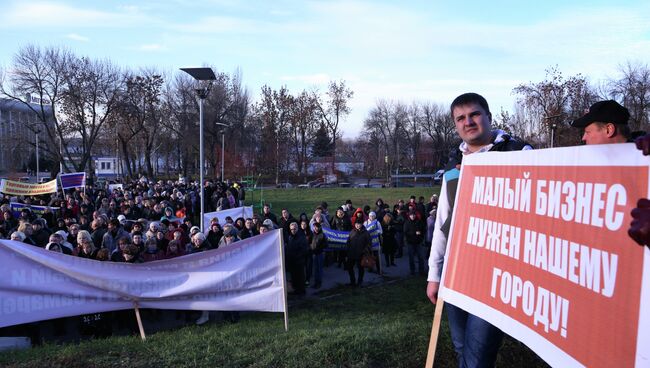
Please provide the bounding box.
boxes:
[307,156,364,175]
[0,98,54,173]
[94,156,119,179]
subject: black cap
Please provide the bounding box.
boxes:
[571,100,629,128]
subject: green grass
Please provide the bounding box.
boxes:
[245,187,439,216]
[0,278,547,368]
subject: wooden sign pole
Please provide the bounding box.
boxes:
[425,299,445,368]
[133,302,147,341]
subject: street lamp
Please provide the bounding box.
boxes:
[35,130,40,182]
[544,114,563,148]
[180,67,216,232]
[215,122,230,182]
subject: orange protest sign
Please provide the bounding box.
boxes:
[440,143,649,367]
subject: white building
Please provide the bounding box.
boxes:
[94,157,119,179]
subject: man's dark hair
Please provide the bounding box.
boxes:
[109,219,120,227]
[450,92,491,116]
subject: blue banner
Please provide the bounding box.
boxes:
[322,220,381,251]
[10,202,60,219]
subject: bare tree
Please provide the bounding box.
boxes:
[289,90,320,177]
[316,80,353,172]
[112,70,164,179]
[513,66,596,147]
[1,45,72,173]
[255,85,292,184]
[59,56,123,173]
[363,99,408,176]
[419,102,456,169]
[160,72,199,177]
[608,62,650,133]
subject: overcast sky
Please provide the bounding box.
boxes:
[1,0,649,137]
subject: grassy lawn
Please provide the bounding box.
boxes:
[245,187,440,216]
[0,278,547,368]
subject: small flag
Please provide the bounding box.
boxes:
[59,172,86,190]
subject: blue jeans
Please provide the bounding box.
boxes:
[446,303,504,368]
[313,253,324,285]
[406,241,425,274]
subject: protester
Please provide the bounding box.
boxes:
[142,238,164,262]
[403,209,426,276]
[570,100,632,145]
[346,217,372,287]
[381,213,398,267]
[285,222,308,295]
[77,237,98,260]
[331,207,352,267]
[165,240,185,259]
[310,222,327,289]
[426,92,532,367]
[102,219,131,254]
[262,204,278,226]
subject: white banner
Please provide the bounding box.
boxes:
[0,229,286,328]
[203,206,254,231]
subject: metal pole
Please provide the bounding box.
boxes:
[550,125,555,148]
[35,132,40,182]
[199,97,205,233]
[59,135,63,174]
[221,131,225,182]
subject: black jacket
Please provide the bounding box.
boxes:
[346,227,371,260]
[403,217,425,245]
[285,230,309,264]
[310,231,328,255]
[331,216,352,232]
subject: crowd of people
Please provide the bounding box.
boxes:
[0,174,440,334]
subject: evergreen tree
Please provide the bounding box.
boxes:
[311,123,333,157]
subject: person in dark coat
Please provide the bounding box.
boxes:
[262,204,278,227]
[206,222,223,245]
[285,221,308,295]
[239,218,258,240]
[277,209,295,235]
[31,218,51,247]
[331,207,352,267]
[403,209,426,275]
[310,222,328,289]
[345,217,372,287]
[381,213,398,267]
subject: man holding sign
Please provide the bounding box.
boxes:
[426,93,532,367]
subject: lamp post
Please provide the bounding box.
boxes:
[180,67,216,232]
[215,122,229,182]
[544,114,563,148]
[35,130,40,182]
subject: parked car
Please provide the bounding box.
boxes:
[276,182,293,189]
[433,170,445,185]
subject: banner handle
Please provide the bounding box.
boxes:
[425,299,445,368]
[278,229,289,332]
[133,301,147,341]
